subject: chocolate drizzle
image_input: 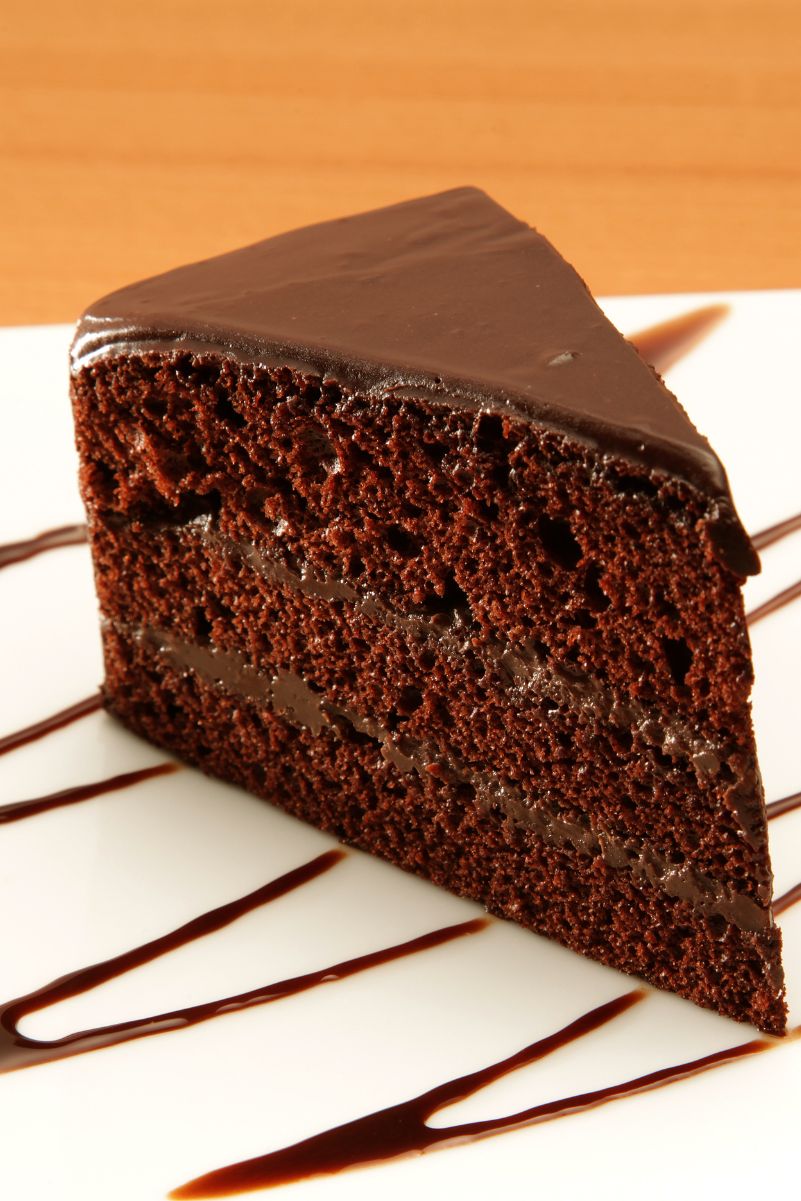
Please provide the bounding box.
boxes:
[774,881,801,916]
[0,523,87,571]
[752,510,801,552]
[169,990,783,1200]
[0,851,483,1076]
[743,505,801,625]
[0,850,342,1074]
[0,693,102,757]
[767,790,801,822]
[0,762,178,825]
[747,577,801,626]
[629,304,730,377]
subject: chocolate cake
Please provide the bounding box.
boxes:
[69,188,786,1033]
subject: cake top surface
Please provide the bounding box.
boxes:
[71,187,757,575]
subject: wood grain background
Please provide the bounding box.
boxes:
[2,0,800,324]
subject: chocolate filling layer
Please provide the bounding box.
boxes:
[182,514,761,847]
[193,516,724,763]
[124,620,769,935]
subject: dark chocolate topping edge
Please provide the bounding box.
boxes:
[70,188,757,576]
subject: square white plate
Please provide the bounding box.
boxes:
[1,293,800,1201]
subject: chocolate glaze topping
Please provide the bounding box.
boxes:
[70,189,755,576]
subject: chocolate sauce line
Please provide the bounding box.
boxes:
[752,510,801,552]
[170,989,644,1198]
[0,850,345,1074]
[170,992,788,1200]
[0,761,179,826]
[774,881,801,917]
[172,1031,777,1199]
[766,797,801,911]
[0,693,103,758]
[0,847,485,1076]
[629,304,730,376]
[767,790,801,822]
[0,523,88,571]
[168,990,763,1199]
[746,577,801,627]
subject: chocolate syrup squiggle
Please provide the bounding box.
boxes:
[0,850,339,1073]
[0,762,179,825]
[767,791,801,822]
[629,304,730,376]
[0,847,486,1076]
[0,693,102,757]
[752,511,801,552]
[170,992,789,1200]
[0,523,87,571]
[746,578,801,627]
[773,881,801,917]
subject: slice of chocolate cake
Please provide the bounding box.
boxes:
[69,188,786,1033]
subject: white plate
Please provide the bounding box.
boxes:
[1,293,800,1201]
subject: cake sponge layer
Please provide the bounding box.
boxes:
[101,620,786,1034]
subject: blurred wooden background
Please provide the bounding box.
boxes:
[1,0,800,324]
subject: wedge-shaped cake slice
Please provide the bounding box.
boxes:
[70,188,785,1032]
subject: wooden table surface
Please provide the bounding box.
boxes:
[2,0,800,325]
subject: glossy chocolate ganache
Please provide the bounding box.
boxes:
[71,191,757,578]
[2,305,801,1197]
